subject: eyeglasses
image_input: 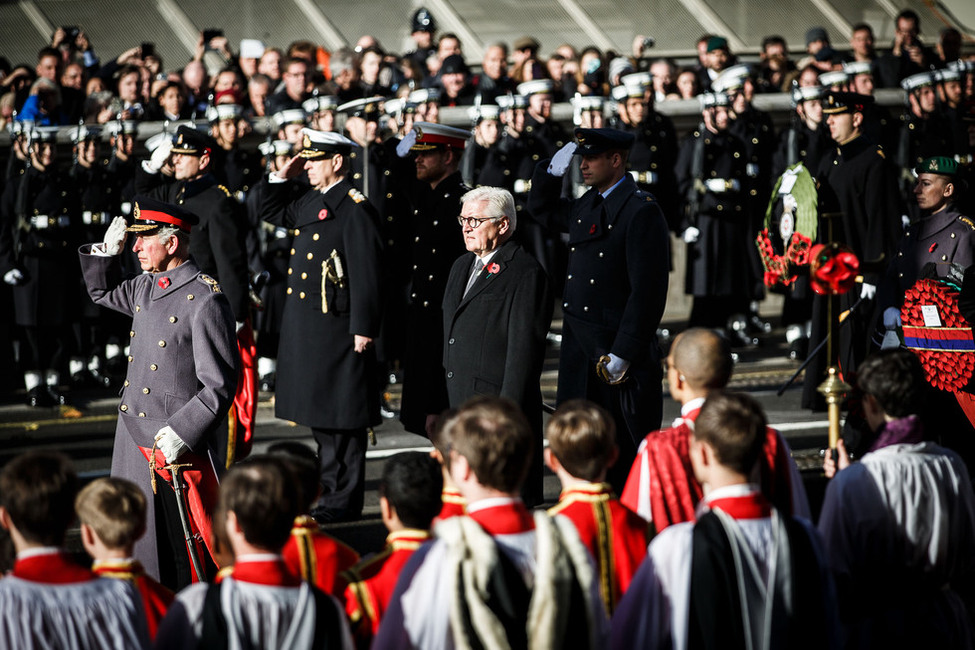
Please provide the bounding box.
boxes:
[457,215,502,229]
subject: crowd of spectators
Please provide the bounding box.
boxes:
[1,8,970,132]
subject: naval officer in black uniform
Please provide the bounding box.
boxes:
[260,128,383,523]
[528,128,671,493]
[136,125,250,323]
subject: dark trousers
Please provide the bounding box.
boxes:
[310,427,367,522]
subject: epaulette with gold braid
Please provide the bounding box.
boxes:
[217,184,232,197]
[198,274,222,292]
[959,216,975,231]
[348,188,366,203]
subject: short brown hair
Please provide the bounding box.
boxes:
[447,396,533,493]
[218,456,300,552]
[693,392,767,477]
[75,478,147,549]
[546,400,616,481]
[0,451,78,546]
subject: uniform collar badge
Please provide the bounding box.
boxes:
[158,277,171,289]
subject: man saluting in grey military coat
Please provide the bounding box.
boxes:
[78,196,238,590]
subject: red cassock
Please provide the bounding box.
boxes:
[93,559,175,640]
[342,529,432,645]
[13,551,95,584]
[281,515,360,595]
[548,483,648,614]
[620,407,798,532]
[436,486,466,523]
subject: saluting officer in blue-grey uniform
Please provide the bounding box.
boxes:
[260,128,384,524]
[528,128,670,494]
[79,196,238,589]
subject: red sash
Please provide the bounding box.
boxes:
[138,446,220,582]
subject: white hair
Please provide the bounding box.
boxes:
[461,186,517,234]
[155,225,189,250]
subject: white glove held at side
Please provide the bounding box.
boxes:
[860,283,877,300]
[604,353,630,382]
[547,142,577,177]
[102,216,128,256]
[3,269,24,285]
[682,227,701,244]
[155,426,188,463]
[883,307,902,329]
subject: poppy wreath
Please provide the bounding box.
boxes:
[808,243,859,295]
[755,230,813,288]
[900,278,975,393]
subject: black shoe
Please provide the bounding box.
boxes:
[789,337,809,361]
[90,367,113,388]
[47,385,66,405]
[28,386,55,408]
[380,393,399,419]
[747,314,772,335]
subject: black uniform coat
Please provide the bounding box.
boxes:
[621,112,680,231]
[802,135,904,408]
[261,177,383,429]
[442,240,553,422]
[528,165,669,486]
[675,127,750,298]
[136,168,250,320]
[0,164,80,327]
[398,171,469,434]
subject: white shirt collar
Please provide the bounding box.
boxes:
[17,546,62,560]
[466,496,522,514]
[702,483,761,505]
[475,248,501,265]
[681,397,707,417]
[235,553,283,564]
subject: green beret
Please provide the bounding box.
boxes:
[915,156,959,178]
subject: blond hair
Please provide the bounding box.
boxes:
[74,477,147,549]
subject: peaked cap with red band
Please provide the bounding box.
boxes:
[409,121,469,151]
[125,195,199,233]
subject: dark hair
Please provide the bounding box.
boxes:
[37,47,60,62]
[851,22,874,36]
[694,392,767,477]
[546,400,616,481]
[380,452,443,529]
[447,396,533,493]
[0,451,78,546]
[265,441,320,512]
[761,35,787,52]
[896,9,920,26]
[219,456,300,552]
[856,349,925,418]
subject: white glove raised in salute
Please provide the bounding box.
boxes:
[100,216,129,256]
[144,138,173,173]
[682,227,701,244]
[547,142,577,177]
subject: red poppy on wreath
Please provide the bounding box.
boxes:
[486,262,501,275]
[901,278,975,393]
[808,243,860,295]
[157,277,171,289]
